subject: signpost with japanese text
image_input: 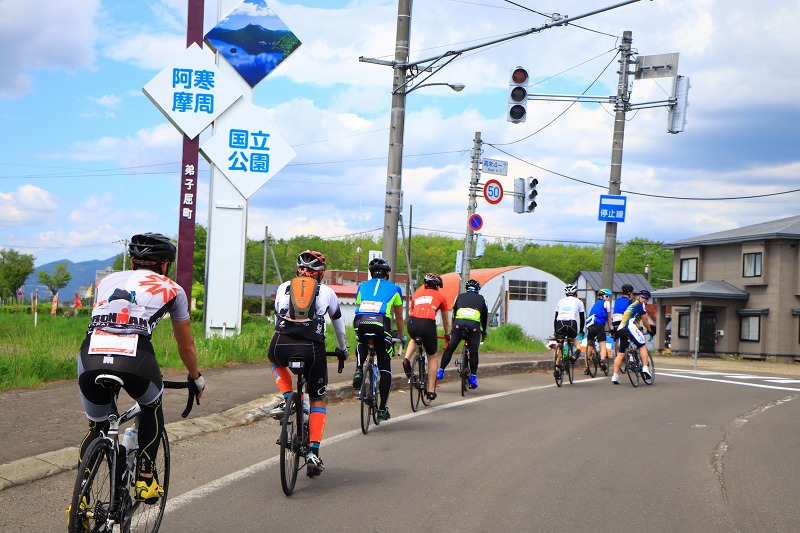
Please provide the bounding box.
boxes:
[598,195,627,223]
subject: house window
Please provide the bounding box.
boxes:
[740,316,760,342]
[680,258,697,282]
[678,313,690,338]
[508,280,547,301]
[743,252,762,277]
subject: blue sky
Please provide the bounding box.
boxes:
[1,0,799,267]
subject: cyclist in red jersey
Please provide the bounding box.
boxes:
[401,273,451,400]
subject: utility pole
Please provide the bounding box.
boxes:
[601,31,633,291]
[261,226,268,316]
[381,0,412,282]
[460,131,482,292]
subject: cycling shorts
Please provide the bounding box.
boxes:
[407,317,438,355]
[624,321,647,348]
[554,320,578,340]
[268,333,328,399]
[586,324,606,343]
[78,334,163,422]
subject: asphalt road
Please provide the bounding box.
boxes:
[3,359,800,532]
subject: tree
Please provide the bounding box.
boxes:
[0,249,35,300]
[38,262,72,298]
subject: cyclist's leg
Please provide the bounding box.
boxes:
[305,342,328,450]
[375,330,393,410]
[414,319,439,394]
[77,350,112,461]
[613,328,630,375]
[268,333,294,398]
[464,324,481,375]
[440,323,462,371]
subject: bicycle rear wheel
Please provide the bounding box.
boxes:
[460,348,469,396]
[125,428,170,533]
[280,393,300,495]
[360,360,372,434]
[554,351,563,387]
[370,363,380,425]
[627,350,640,387]
[567,353,575,384]
[586,345,598,378]
[69,437,114,533]
[410,354,422,412]
[643,353,655,385]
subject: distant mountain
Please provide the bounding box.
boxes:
[24,257,116,301]
[205,23,293,56]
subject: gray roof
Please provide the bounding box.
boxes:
[651,280,749,300]
[243,283,279,299]
[576,271,655,294]
[663,215,800,249]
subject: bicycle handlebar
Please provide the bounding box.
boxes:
[326,352,346,374]
[163,380,197,419]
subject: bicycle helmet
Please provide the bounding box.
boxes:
[564,284,578,296]
[296,250,326,272]
[128,233,176,264]
[621,284,634,294]
[368,257,391,278]
[638,289,652,300]
[423,272,443,289]
[466,279,481,292]
[598,288,612,298]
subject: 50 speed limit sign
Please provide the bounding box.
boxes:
[483,179,503,205]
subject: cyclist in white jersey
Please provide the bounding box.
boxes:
[553,284,585,359]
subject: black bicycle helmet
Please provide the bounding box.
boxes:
[639,289,652,300]
[621,284,634,294]
[368,257,391,278]
[296,250,326,272]
[466,279,481,292]
[423,272,443,288]
[128,233,176,264]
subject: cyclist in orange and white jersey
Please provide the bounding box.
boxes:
[402,273,450,401]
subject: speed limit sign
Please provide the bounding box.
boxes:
[484,179,503,205]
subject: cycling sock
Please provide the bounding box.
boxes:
[309,442,320,455]
[271,364,293,396]
[309,408,326,443]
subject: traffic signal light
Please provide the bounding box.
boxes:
[668,75,690,134]
[524,177,538,212]
[508,66,528,123]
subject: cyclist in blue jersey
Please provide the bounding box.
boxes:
[352,258,405,421]
[612,289,654,384]
[585,288,613,375]
[610,284,634,381]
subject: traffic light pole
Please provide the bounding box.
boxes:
[460,131,482,292]
[601,31,633,291]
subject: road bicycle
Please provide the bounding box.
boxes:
[624,344,655,387]
[451,329,477,396]
[584,334,610,378]
[552,336,576,387]
[358,335,402,434]
[279,353,345,496]
[67,375,197,533]
[408,335,446,411]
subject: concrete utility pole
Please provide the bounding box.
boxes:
[601,31,633,291]
[261,225,268,316]
[381,0,412,282]
[460,131,482,292]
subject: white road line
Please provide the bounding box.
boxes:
[166,381,557,513]
[659,371,800,392]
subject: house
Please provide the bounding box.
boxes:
[653,215,800,363]
[440,266,566,341]
[573,271,655,311]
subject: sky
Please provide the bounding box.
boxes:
[1,0,799,268]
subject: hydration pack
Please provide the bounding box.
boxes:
[287,276,319,321]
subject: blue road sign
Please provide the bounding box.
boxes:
[468,213,484,231]
[598,195,627,222]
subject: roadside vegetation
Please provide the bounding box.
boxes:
[0,312,546,392]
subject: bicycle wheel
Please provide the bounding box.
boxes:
[410,354,422,412]
[627,349,640,388]
[567,348,575,385]
[554,351,563,387]
[360,360,372,434]
[586,344,598,378]
[69,437,114,533]
[643,353,655,385]
[419,354,432,407]
[279,393,300,495]
[125,428,170,533]
[460,349,469,396]
[370,362,380,425]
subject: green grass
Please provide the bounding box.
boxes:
[0,311,545,391]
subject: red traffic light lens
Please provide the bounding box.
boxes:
[511,68,528,85]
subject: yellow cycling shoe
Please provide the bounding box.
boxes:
[134,477,165,503]
[66,495,89,532]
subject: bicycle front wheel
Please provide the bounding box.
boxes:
[554,351,563,387]
[360,361,372,434]
[567,351,575,385]
[586,346,598,378]
[125,428,170,533]
[370,363,380,425]
[280,393,300,495]
[69,437,114,533]
[643,353,655,385]
[627,350,640,387]
[410,354,422,412]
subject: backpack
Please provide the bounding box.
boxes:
[287,275,319,321]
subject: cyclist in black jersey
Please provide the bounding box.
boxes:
[439,279,489,389]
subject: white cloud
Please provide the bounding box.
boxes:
[0,185,59,225]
